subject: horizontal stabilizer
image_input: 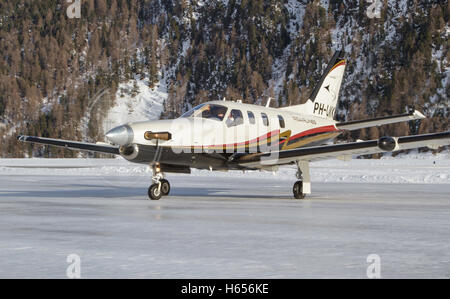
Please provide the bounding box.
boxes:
[336,110,426,131]
[17,135,119,155]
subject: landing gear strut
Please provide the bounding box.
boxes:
[293,161,311,200]
[148,164,171,200]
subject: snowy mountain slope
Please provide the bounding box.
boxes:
[102,76,168,133]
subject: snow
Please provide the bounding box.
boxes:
[431,41,449,112]
[102,76,167,134]
[284,0,306,40]
[0,155,449,278]
[389,0,409,17]
[319,0,329,12]
[80,89,110,142]
[1,151,448,185]
[181,39,191,57]
[269,45,291,102]
[40,97,53,114]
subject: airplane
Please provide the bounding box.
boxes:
[17,51,450,200]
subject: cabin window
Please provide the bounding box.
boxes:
[278,115,285,128]
[261,113,269,126]
[180,104,228,121]
[247,111,255,124]
[226,109,244,127]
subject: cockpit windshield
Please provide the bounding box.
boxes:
[180,104,228,121]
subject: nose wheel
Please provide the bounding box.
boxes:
[160,179,170,195]
[148,165,171,200]
[148,179,170,200]
[148,184,162,200]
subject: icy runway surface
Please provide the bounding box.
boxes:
[0,155,449,278]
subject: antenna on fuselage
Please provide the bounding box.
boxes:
[265,97,272,108]
[222,97,226,101]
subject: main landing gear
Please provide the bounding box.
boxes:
[293,161,311,200]
[148,164,171,200]
[293,180,305,199]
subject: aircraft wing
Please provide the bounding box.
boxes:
[234,131,450,167]
[17,135,120,155]
[336,110,425,131]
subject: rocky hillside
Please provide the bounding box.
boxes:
[0,0,448,157]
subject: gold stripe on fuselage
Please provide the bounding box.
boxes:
[283,131,341,150]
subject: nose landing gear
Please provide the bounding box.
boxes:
[148,164,171,200]
[159,179,170,196]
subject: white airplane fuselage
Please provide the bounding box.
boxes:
[106,100,341,170]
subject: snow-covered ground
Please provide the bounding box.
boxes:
[0,154,449,278]
[0,151,448,185]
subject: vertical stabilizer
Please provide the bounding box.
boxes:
[309,51,346,120]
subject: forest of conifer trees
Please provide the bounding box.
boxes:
[0,0,448,157]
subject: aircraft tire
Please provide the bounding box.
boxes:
[160,179,170,196]
[293,180,305,199]
[148,184,162,200]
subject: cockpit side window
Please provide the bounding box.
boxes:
[180,104,205,118]
[180,104,228,121]
[226,109,244,127]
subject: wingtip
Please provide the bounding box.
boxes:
[413,110,426,119]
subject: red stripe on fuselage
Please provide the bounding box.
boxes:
[279,125,338,145]
[203,125,338,148]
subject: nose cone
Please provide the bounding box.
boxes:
[105,125,134,145]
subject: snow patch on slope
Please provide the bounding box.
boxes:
[103,76,167,133]
[269,45,291,102]
[285,0,306,40]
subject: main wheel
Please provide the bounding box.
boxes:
[148,183,162,200]
[160,179,170,196]
[293,180,305,199]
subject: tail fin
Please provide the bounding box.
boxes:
[309,51,346,120]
